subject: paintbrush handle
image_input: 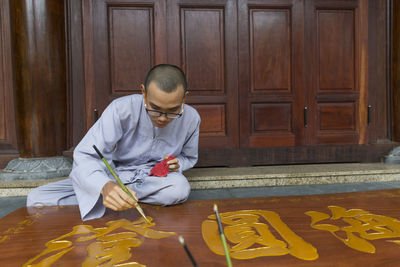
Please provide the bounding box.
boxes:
[93,145,135,199]
[183,244,198,267]
[220,234,233,267]
[214,205,233,267]
[93,145,150,223]
[100,158,134,198]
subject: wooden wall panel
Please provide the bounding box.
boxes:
[109,7,153,94]
[66,0,86,149]
[239,0,304,148]
[168,0,239,149]
[0,24,5,141]
[394,0,400,141]
[10,0,67,157]
[367,0,389,143]
[0,0,19,166]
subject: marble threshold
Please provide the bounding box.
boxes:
[1,163,400,197]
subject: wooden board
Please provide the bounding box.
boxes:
[2,189,400,266]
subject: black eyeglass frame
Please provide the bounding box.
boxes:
[145,107,183,119]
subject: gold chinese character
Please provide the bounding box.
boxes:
[24,217,175,267]
[306,205,400,253]
[202,210,318,260]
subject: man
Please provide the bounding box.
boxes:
[27,64,201,221]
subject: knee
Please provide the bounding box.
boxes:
[26,185,57,206]
[27,187,46,206]
[159,174,191,205]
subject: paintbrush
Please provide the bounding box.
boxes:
[93,145,150,224]
[214,203,233,267]
[179,235,198,267]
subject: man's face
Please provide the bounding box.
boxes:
[143,81,186,128]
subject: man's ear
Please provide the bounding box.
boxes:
[140,84,145,95]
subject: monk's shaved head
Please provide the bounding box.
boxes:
[144,64,187,93]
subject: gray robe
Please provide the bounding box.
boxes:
[27,94,200,220]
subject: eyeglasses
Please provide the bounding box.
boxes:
[145,107,183,119]
[143,91,185,119]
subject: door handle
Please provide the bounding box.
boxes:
[304,107,308,128]
[367,105,372,125]
[94,108,99,122]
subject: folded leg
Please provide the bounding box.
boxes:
[27,178,78,206]
[129,172,190,205]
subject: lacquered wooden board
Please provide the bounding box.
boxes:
[2,189,400,266]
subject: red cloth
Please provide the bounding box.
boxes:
[149,155,175,177]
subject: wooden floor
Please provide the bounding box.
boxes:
[2,189,400,266]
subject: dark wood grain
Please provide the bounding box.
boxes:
[0,0,19,167]
[197,143,398,167]
[168,0,240,149]
[91,0,164,116]
[393,0,400,141]
[65,0,395,167]
[9,0,67,157]
[238,0,304,148]
[66,0,87,150]
[3,189,400,266]
[304,0,367,146]
[367,0,389,143]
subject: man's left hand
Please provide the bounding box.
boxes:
[167,157,180,172]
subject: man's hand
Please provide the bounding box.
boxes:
[100,181,137,211]
[167,157,180,172]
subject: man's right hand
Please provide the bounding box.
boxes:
[100,181,138,211]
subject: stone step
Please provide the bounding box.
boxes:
[1,163,400,197]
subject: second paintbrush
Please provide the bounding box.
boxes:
[214,203,233,267]
[93,145,150,223]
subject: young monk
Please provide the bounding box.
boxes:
[27,64,200,221]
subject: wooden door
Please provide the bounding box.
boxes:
[167,0,240,148]
[78,0,375,167]
[238,0,305,148]
[84,0,239,149]
[304,0,368,145]
[87,0,167,116]
[238,0,368,148]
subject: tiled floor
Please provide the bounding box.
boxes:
[2,181,400,219]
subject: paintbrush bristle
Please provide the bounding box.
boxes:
[213,203,218,213]
[178,235,185,245]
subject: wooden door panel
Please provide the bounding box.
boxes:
[252,103,292,132]
[181,8,225,94]
[318,103,356,131]
[249,102,294,147]
[239,0,304,148]
[87,0,166,117]
[318,10,355,91]
[305,0,367,145]
[195,104,226,137]
[168,0,239,148]
[109,7,154,94]
[251,9,291,93]
[80,0,371,159]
